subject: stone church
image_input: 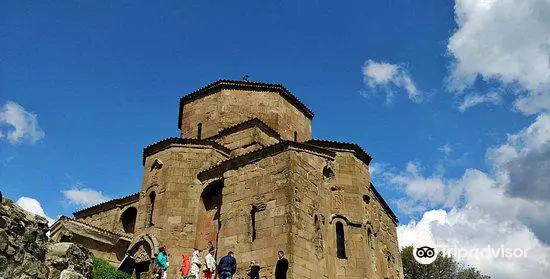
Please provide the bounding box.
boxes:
[50,80,404,279]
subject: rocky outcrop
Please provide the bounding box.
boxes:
[0,196,93,279]
[46,243,93,279]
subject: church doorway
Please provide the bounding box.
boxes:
[195,180,224,251]
[121,236,155,279]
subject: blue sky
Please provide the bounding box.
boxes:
[2,1,550,277]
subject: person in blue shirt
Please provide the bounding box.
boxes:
[218,251,237,279]
[156,247,169,279]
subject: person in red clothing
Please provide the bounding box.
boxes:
[181,253,191,279]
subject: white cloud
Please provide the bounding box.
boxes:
[438,144,453,155]
[382,162,462,208]
[361,60,421,103]
[16,197,55,225]
[390,114,550,278]
[62,188,110,208]
[448,0,550,115]
[458,92,501,112]
[0,101,45,144]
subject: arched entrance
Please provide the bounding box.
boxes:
[195,180,223,250]
[123,234,158,279]
[120,207,137,234]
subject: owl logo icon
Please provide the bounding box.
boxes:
[413,244,438,264]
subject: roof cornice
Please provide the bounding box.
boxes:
[305,139,373,166]
[178,80,314,129]
[72,193,140,219]
[51,215,124,238]
[198,141,335,181]
[142,137,231,165]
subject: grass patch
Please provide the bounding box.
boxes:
[91,258,132,279]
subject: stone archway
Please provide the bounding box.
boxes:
[125,234,159,279]
[120,207,137,234]
[195,180,224,250]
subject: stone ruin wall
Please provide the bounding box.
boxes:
[0,196,94,279]
[180,89,312,142]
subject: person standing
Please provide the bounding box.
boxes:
[247,260,260,279]
[217,251,236,279]
[203,248,216,279]
[189,248,202,279]
[156,247,169,279]
[181,253,191,279]
[274,251,288,279]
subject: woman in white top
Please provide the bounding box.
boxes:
[189,249,202,279]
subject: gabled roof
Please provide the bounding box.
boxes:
[51,215,124,238]
[178,80,315,129]
[305,139,373,166]
[198,141,336,181]
[370,183,399,224]
[206,118,282,141]
[72,193,140,219]
[143,137,231,165]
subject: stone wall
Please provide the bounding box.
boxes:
[136,144,228,278]
[287,150,403,279]
[180,89,312,142]
[0,196,93,279]
[74,195,139,236]
[215,151,295,278]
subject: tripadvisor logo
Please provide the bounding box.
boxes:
[413,243,529,264]
[413,243,438,265]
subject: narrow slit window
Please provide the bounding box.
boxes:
[251,206,257,241]
[336,221,346,259]
[148,191,156,227]
[294,131,298,141]
[197,123,203,139]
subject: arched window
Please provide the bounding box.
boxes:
[121,207,137,234]
[294,131,298,141]
[336,221,346,259]
[197,123,203,140]
[148,191,156,227]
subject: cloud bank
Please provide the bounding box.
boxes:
[382,114,550,278]
[448,0,550,114]
[16,197,54,225]
[0,101,45,144]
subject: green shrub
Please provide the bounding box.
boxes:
[91,258,132,279]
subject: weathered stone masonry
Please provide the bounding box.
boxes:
[50,79,404,279]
